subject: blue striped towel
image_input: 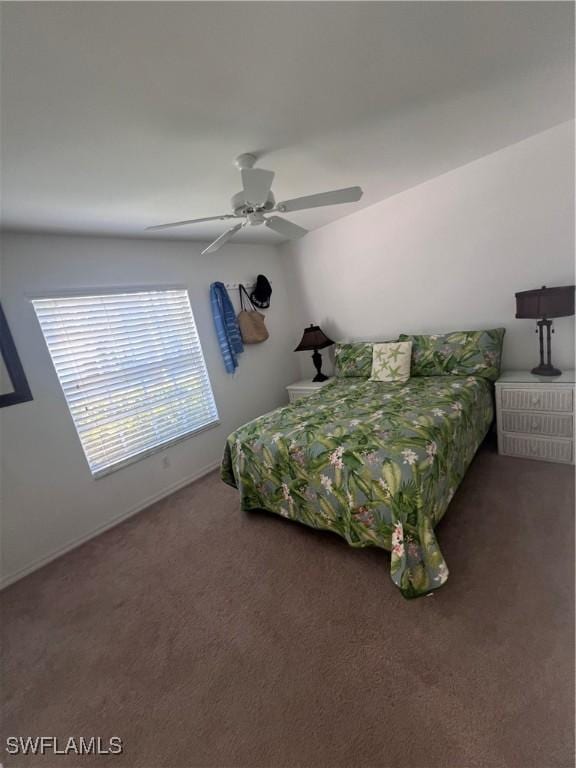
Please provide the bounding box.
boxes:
[210,282,244,373]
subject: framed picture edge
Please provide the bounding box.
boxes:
[0,302,33,408]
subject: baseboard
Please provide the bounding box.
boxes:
[0,459,222,590]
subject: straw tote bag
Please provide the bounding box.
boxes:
[237,285,269,344]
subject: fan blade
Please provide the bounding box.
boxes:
[265,215,308,240]
[241,168,275,206]
[201,222,244,255]
[146,214,237,232]
[276,186,363,213]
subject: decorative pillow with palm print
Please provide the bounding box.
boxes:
[334,342,374,378]
[370,341,412,383]
[398,328,505,381]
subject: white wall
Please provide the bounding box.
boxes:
[0,233,300,584]
[284,122,575,379]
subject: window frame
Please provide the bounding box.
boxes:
[31,285,220,478]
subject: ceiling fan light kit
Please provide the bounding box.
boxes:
[147,154,363,255]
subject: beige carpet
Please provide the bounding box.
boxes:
[1,442,574,768]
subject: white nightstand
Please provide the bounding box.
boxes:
[495,370,575,464]
[286,378,332,403]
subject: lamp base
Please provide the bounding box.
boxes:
[531,363,562,377]
[311,349,328,382]
[532,318,562,377]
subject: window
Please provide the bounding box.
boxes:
[32,289,219,477]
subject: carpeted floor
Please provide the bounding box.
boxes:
[1,442,574,768]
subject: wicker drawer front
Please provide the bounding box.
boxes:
[500,388,573,413]
[288,391,308,403]
[501,411,574,437]
[501,434,573,463]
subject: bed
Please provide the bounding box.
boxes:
[221,330,503,598]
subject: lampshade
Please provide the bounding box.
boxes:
[294,324,334,351]
[515,285,575,319]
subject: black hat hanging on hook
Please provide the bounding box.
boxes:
[250,275,272,309]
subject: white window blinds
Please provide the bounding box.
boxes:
[32,289,219,477]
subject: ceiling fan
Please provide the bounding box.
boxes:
[146,153,363,255]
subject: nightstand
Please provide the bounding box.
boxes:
[495,370,575,464]
[286,378,332,403]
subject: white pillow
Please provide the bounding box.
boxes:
[370,341,412,383]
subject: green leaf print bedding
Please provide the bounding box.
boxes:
[221,375,494,598]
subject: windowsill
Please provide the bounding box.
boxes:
[91,419,221,479]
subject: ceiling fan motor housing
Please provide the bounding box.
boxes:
[231,190,276,217]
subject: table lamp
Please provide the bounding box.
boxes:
[294,324,334,382]
[515,285,575,376]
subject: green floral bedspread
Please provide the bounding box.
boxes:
[221,375,494,598]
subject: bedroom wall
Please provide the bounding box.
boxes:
[283,121,575,379]
[0,232,301,585]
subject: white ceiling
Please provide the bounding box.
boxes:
[1,2,573,245]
